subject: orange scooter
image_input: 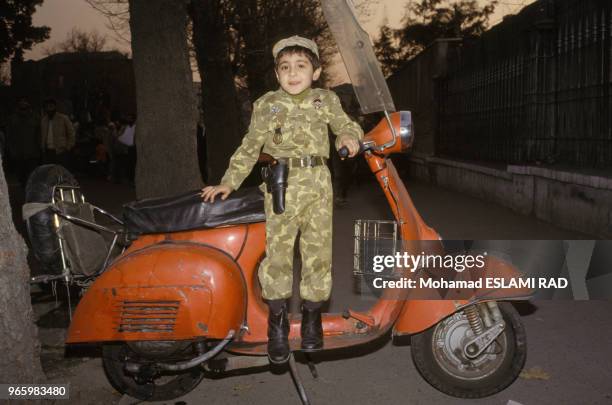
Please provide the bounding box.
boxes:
[65,2,531,401]
[65,110,532,402]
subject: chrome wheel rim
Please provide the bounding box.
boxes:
[431,311,507,381]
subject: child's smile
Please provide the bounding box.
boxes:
[275,53,321,95]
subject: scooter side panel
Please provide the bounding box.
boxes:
[234,223,270,342]
[67,242,246,343]
[124,225,249,260]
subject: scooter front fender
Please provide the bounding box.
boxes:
[66,241,246,344]
[393,255,533,335]
[393,300,466,336]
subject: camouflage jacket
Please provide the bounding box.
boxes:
[221,87,363,190]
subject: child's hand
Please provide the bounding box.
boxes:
[201,184,233,202]
[338,135,360,158]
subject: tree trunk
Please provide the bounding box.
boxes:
[0,156,45,383]
[190,0,244,184]
[129,0,202,199]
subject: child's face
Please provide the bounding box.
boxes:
[275,52,321,95]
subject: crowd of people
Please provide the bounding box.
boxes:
[1,96,137,187]
[0,92,364,207]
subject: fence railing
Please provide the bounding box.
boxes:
[436,0,611,167]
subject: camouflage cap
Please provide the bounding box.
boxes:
[272,35,319,59]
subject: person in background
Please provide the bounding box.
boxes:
[40,98,75,168]
[114,114,136,185]
[328,90,362,208]
[104,121,118,181]
[7,97,41,185]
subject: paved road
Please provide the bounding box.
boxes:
[111,177,610,405]
[11,172,610,405]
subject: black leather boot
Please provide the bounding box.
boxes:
[301,301,323,351]
[267,300,290,364]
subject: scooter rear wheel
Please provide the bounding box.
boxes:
[410,301,526,398]
[102,343,205,401]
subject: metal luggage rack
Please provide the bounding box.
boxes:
[28,184,129,320]
[30,184,126,285]
[353,219,399,279]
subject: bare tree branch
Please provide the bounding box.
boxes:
[85,0,131,44]
[43,28,114,55]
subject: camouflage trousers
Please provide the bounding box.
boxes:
[259,165,333,302]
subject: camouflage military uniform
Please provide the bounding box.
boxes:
[221,87,363,301]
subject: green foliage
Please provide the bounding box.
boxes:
[375,0,497,76]
[87,0,333,96]
[0,0,50,63]
[233,0,334,99]
[374,24,403,77]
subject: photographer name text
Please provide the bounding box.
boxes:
[372,277,569,290]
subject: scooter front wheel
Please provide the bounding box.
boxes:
[102,343,205,401]
[410,301,526,398]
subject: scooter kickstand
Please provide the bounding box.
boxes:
[304,353,318,379]
[288,353,311,405]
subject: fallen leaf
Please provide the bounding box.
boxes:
[519,366,550,380]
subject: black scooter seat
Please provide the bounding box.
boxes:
[122,187,265,235]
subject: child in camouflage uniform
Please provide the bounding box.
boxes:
[202,35,363,363]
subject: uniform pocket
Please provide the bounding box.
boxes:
[293,127,306,146]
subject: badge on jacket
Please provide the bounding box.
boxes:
[273,127,283,144]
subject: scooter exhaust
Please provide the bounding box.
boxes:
[124,329,235,374]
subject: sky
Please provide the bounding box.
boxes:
[24,0,535,84]
[25,0,129,59]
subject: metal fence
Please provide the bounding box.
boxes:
[437,0,611,167]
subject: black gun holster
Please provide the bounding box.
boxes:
[261,159,289,214]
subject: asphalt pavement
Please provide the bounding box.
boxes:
[11,170,611,405]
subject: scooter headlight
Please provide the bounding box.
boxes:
[399,111,414,151]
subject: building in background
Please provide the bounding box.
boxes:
[10,51,136,124]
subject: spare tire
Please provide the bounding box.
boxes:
[25,165,79,274]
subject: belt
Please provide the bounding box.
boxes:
[278,156,327,168]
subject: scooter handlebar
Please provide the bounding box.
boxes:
[338,142,365,159]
